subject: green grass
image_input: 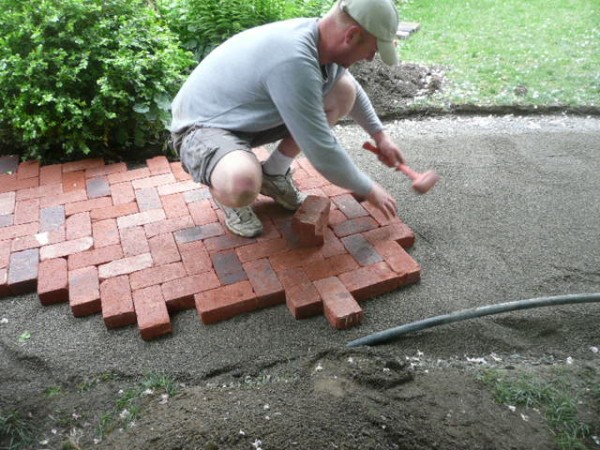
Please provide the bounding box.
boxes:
[480,367,599,450]
[0,411,35,450]
[397,0,600,109]
[45,386,63,397]
[140,372,178,397]
[95,372,179,440]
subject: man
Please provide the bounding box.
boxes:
[170,0,406,238]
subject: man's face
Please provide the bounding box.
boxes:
[339,27,378,68]
[354,31,378,63]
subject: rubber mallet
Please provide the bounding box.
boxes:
[363,142,440,194]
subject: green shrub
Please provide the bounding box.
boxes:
[159,0,333,60]
[0,0,196,163]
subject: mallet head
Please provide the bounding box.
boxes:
[411,170,440,194]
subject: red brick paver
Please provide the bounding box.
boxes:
[0,150,421,339]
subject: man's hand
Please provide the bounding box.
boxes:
[371,131,406,169]
[365,182,397,219]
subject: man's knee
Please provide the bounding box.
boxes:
[210,150,262,208]
[324,74,357,125]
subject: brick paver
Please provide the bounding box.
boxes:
[0,151,421,340]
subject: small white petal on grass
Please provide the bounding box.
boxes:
[466,357,487,364]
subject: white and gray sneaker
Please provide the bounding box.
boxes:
[260,167,307,211]
[214,200,263,238]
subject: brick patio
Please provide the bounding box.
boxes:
[0,148,421,340]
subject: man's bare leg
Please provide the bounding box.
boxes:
[209,74,357,234]
[271,73,357,163]
[260,74,358,211]
[210,150,262,208]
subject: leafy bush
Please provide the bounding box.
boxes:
[0,0,196,163]
[159,0,333,60]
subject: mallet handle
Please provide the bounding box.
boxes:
[362,142,417,180]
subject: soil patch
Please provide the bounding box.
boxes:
[4,344,597,450]
[349,58,443,117]
[96,348,563,450]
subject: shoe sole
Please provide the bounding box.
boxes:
[223,221,263,238]
[260,189,305,211]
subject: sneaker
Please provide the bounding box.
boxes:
[260,167,307,211]
[214,200,263,238]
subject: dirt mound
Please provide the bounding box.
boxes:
[97,348,555,450]
[350,58,443,116]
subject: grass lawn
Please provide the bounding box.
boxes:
[480,365,600,450]
[397,0,600,109]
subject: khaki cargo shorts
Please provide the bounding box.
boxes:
[171,124,289,187]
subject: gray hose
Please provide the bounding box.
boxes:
[347,292,600,347]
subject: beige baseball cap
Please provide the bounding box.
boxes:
[339,0,400,66]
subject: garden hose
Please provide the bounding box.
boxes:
[347,293,600,347]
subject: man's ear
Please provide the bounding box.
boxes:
[344,25,362,45]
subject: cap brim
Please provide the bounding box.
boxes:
[378,40,398,66]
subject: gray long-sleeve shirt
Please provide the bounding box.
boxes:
[170,18,384,196]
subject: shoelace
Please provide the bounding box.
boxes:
[234,206,255,222]
[278,173,298,194]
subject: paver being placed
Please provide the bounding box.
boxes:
[0,149,421,340]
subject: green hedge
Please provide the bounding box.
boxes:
[0,0,333,164]
[0,0,195,163]
[160,0,333,60]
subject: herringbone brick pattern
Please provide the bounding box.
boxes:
[0,148,420,340]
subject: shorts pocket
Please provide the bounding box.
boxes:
[180,130,220,186]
